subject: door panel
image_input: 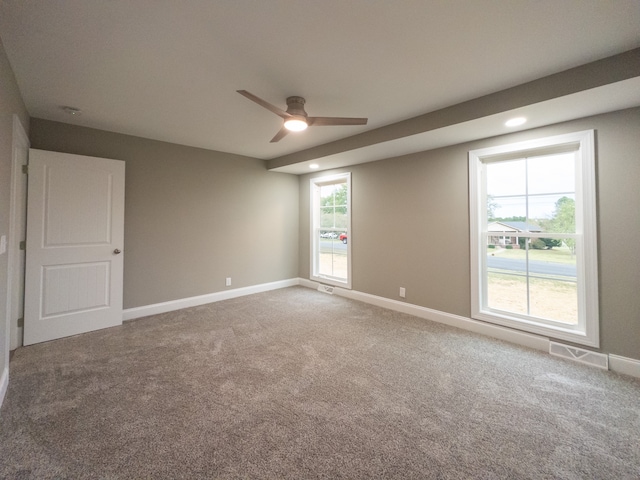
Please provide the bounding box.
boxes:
[24,149,125,345]
[42,262,110,317]
[44,166,113,246]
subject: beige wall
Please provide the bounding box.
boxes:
[0,38,29,383]
[299,107,640,360]
[29,119,299,309]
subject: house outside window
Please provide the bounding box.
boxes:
[488,221,542,247]
[469,131,598,347]
[310,173,351,288]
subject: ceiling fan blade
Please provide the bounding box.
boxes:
[270,126,290,143]
[307,116,368,126]
[237,90,291,119]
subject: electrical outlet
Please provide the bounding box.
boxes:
[399,287,406,298]
[225,277,231,287]
[0,235,6,255]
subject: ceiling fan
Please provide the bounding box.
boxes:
[237,90,368,143]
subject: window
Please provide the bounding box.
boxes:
[311,173,351,288]
[469,131,598,346]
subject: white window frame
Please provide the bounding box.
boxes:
[469,130,599,347]
[310,173,352,289]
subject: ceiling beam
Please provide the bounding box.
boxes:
[267,48,640,170]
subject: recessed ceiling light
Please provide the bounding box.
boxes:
[61,106,82,116]
[309,164,319,169]
[505,117,526,127]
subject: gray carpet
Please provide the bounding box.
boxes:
[1,286,638,479]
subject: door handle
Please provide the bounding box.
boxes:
[113,249,121,255]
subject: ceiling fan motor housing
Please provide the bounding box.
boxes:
[286,96,307,117]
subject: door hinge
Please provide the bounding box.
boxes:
[22,164,28,174]
[19,240,26,250]
[17,317,24,327]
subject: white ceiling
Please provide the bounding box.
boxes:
[1,0,639,172]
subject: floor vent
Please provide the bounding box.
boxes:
[549,342,608,370]
[318,284,334,295]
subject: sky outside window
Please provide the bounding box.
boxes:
[487,153,575,219]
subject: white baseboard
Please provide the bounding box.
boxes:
[0,366,8,412]
[298,278,320,290]
[123,278,300,321]
[609,354,640,379]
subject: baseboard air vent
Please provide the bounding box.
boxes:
[318,284,334,295]
[549,342,608,370]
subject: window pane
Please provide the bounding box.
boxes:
[334,209,348,229]
[529,277,577,325]
[488,195,527,222]
[527,153,575,195]
[320,183,347,207]
[487,240,527,275]
[486,159,526,196]
[527,238,577,274]
[528,238,578,323]
[319,230,338,238]
[541,195,576,234]
[487,227,523,248]
[333,184,348,207]
[319,184,337,203]
[487,272,528,316]
[319,206,335,228]
[487,234,527,315]
[528,194,566,221]
[318,240,347,279]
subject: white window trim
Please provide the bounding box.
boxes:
[469,130,599,347]
[310,172,352,289]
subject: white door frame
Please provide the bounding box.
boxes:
[6,115,29,353]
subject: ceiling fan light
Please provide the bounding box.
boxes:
[284,117,308,132]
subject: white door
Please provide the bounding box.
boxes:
[24,149,125,345]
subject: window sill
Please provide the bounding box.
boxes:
[472,309,598,348]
